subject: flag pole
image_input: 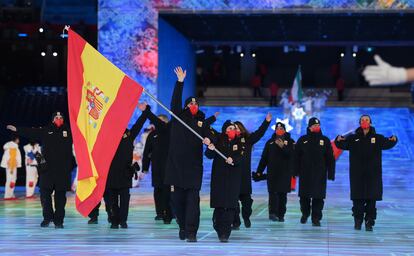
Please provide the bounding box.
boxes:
[142,88,230,162]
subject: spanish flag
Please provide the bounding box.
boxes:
[67,29,143,216]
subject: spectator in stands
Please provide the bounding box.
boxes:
[269,82,279,106]
[336,77,345,101]
[251,74,262,97]
[258,63,268,88]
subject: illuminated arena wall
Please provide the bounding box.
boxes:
[98,0,414,120]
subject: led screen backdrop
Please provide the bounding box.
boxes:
[98,0,414,118]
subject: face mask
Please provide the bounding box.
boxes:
[226,130,237,140]
[310,126,321,133]
[236,130,241,137]
[360,120,370,129]
[189,105,198,116]
[54,119,64,128]
[276,129,285,136]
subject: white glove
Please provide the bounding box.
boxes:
[363,55,407,86]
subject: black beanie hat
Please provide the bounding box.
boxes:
[308,117,320,127]
[222,120,235,133]
[184,97,198,107]
[275,122,286,130]
[52,111,64,120]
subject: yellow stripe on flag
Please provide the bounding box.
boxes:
[76,43,125,201]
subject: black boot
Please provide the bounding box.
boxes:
[186,233,197,243]
[120,222,128,229]
[243,218,251,228]
[269,214,278,222]
[300,215,308,224]
[179,229,186,240]
[40,220,51,228]
[154,214,163,221]
[233,215,241,230]
[312,219,321,227]
[354,218,363,230]
[54,223,64,229]
[88,217,98,224]
[219,235,229,243]
[365,220,374,232]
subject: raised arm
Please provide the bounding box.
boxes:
[145,107,168,133]
[204,112,219,127]
[248,113,272,145]
[130,106,149,139]
[170,67,186,115]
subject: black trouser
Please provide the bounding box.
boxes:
[108,188,130,225]
[40,188,67,225]
[171,186,200,236]
[233,194,253,226]
[154,187,163,216]
[213,208,236,239]
[88,191,112,220]
[269,192,287,218]
[352,199,377,225]
[269,96,277,106]
[300,197,324,221]
[154,185,173,219]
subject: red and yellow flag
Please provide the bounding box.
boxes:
[67,29,143,216]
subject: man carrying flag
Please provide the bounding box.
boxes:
[165,67,214,243]
[66,28,143,217]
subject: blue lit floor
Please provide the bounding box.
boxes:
[0,107,413,255]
